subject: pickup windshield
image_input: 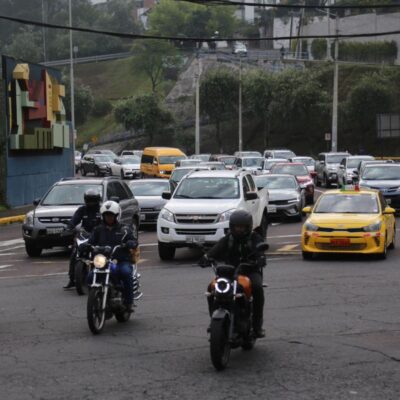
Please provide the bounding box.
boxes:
[314,194,379,214]
[174,177,240,199]
[42,184,103,206]
[362,165,400,180]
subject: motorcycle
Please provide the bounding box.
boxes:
[86,245,142,335]
[203,242,268,371]
[72,229,92,295]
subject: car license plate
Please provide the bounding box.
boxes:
[47,227,64,235]
[330,238,350,246]
[140,214,146,221]
[268,205,277,213]
[186,235,205,244]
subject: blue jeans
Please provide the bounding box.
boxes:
[88,261,133,305]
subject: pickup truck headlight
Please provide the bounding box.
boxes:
[218,209,236,222]
[304,222,319,232]
[160,208,174,222]
[363,221,382,232]
[24,212,34,226]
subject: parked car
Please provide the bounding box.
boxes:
[87,149,118,160]
[254,174,305,221]
[120,150,143,157]
[359,163,400,211]
[189,154,211,161]
[141,147,186,179]
[232,42,247,56]
[74,151,82,173]
[128,179,170,227]
[80,154,112,177]
[110,156,141,179]
[270,162,315,204]
[169,166,210,192]
[22,177,140,257]
[210,155,236,169]
[314,152,350,188]
[262,158,289,173]
[199,161,226,170]
[337,155,374,186]
[264,149,296,160]
[157,170,269,260]
[234,151,262,158]
[291,156,316,173]
[175,159,202,167]
[234,156,264,173]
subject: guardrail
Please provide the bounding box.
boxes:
[41,52,132,67]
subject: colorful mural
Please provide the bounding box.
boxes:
[6,61,69,150]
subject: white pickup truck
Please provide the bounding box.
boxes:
[157,170,269,260]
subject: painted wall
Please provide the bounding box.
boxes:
[2,56,74,207]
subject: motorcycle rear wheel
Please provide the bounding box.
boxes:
[75,261,88,296]
[210,318,231,371]
[87,288,106,334]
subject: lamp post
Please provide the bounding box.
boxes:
[69,0,76,153]
[195,52,201,155]
[331,14,339,152]
[238,57,243,152]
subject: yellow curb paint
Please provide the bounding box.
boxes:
[0,215,25,225]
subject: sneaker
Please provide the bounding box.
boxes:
[63,281,75,289]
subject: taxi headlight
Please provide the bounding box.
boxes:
[363,221,382,232]
[305,222,319,232]
[160,208,174,222]
[93,254,107,269]
[24,212,34,226]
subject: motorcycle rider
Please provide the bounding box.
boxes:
[201,210,266,338]
[63,189,102,289]
[86,200,138,312]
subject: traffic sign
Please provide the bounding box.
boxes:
[325,133,331,141]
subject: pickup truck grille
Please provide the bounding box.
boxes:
[38,217,71,224]
[176,229,217,235]
[175,214,219,224]
[269,199,291,205]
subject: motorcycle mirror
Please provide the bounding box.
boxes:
[256,242,269,252]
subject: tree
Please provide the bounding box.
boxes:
[114,95,174,144]
[131,40,181,93]
[4,28,43,63]
[64,79,94,126]
[200,68,239,153]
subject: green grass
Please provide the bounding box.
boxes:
[74,56,152,100]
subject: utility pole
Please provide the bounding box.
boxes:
[41,0,46,62]
[195,53,201,155]
[69,0,76,152]
[327,0,331,60]
[331,13,339,152]
[238,57,243,152]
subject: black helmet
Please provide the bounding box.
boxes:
[229,210,252,240]
[84,189,101,208]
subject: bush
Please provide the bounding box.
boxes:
[92,99,112,117]
[311,39,329,60]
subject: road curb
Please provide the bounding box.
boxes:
[0,215,25,225]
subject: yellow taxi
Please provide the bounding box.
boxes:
[301,187,396,259]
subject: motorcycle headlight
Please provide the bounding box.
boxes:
[304,222,319,232]
[218,209,236,222]
[93,254,107,269]
[363,221,382,232]
[160,208,174,222]
[24,212,34,226]
[215,278,231,294]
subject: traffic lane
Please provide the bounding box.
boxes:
[0,222,22,241]
[1,254,400,399]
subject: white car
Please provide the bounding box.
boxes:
[110,156,141,179]
[262,158,288,173]
[157,170,269,260]
[121,150,143,157]
[234,156,264,173]
[233,42,247,56]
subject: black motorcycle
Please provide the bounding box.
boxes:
[203,242,268,370]
[86,245,142,335]
[72,229,92,295]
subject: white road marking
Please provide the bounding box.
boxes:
[0,245,24,253]
[0,272,66,280]
[277,244,299,252]
[269,234,301,239]
[0,253,17,256]
[0,265,13,270]
[0,239,24,247]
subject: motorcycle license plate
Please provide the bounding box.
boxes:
[267,205,277,213]
[186,235,205,244]
[47,227,64,235]
[330,238,350,246]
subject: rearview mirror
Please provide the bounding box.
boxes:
[162,191,172,200]
[33,198,41,206]
[245,191,258,201]
[319,160,325,165]
[302,206,312,214]
[256,242,269,252]
[384,206,395,215]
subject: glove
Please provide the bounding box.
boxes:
[198,255,212,268]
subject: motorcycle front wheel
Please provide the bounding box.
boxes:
[75,261,88,296]
[210,318,231,371]
[87,288,106,334]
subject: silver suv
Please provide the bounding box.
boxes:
[315,152,350,188]
[22,177,139,257]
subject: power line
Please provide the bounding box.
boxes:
[178,0,400,10]
[1,13,400,42]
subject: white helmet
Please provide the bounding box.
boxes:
[100,200,121,222]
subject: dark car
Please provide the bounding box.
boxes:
[80,154,112,177]
[22,177,140,257]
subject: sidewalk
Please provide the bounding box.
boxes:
[0,205,33,225]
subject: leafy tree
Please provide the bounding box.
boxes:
[132,39,181,93]
[114,95,174,144]
[64,79,94,126]
[200,68,239,152]
[4,28,43,63]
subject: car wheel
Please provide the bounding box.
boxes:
[302,251,314,260]
[294,211,303,222]
[158,242,176,261]
[120,170,124,180]
[388,227,395,250]
[306,194,314,205]
[255,212,268,240]
[313,175,319,187]
[323,174,331,189]
[132,218,139,241]
[25,242,42,257]
[377,236,388,260]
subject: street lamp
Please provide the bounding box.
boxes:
[69,0,76,152]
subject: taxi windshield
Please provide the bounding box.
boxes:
[314,193,379,214]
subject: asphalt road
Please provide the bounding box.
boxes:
[1,218,400,400]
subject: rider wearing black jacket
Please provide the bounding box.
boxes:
[202,210,266,338]
[63,189,101,289]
